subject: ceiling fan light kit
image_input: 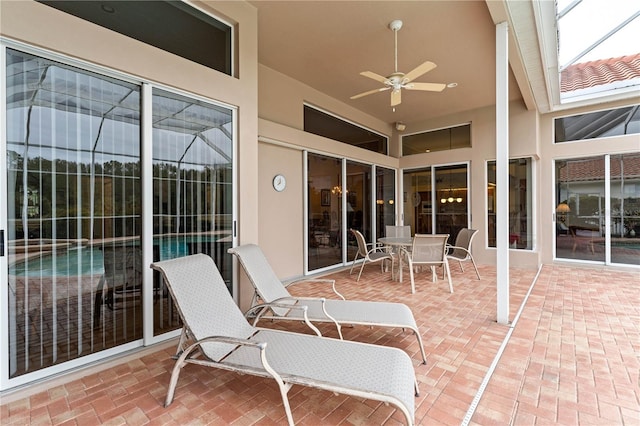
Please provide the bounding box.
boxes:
[350,19,447,107]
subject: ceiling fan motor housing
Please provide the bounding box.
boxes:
[389,20,403,31]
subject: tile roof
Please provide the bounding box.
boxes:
[561,53,640,92]
[559,155,640,182]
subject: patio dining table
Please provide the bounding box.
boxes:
[378,236,413,283]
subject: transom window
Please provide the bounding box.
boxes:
[37,0,233,75]
[555,104,640,143]
[402,124,471,156]
[303,105,388,155]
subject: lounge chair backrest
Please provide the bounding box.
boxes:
[450,228,477,259]
[410,234,449,263]
[150,254,255,362]
[227,244,293,316]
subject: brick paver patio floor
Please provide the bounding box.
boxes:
[1,263,638,425]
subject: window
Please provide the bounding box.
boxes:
[487,158,533,250]
[555,105,640,142]
[404,164,468,243]
[303,105,388,155]
[38,1,233,75]
[402,124,471,156]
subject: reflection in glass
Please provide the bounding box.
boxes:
[376,167,396,240]
[152,89,234,335]
[6,49,141,377]
[402,124,471,155]
[487,159,533,249]
[403,169,432,234]
[555,158,605,262]
[610,153,640,265]
[435,165,468,243]
[346,161,372,262]
[554,105,639,142]
[307,154,342,270]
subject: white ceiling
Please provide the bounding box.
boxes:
[251,0,526,125]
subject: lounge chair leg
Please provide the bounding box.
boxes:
[411,328,428,365]
[165,343,196,407]
[276,385,295,426]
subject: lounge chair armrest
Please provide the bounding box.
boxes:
[245,300,323,337]
[285,278,345,300]
[196,335,267,350]
[175,336,288,400]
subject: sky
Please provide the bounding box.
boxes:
[556,0,640,67]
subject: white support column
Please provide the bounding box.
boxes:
[496,21,510,325]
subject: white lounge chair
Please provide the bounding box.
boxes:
[150,254,418,425]
[229,244,427,364]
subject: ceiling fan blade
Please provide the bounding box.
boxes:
[350,87,390,100]
[405,82,446,92]
[360,71,389,84]
[390,89,401,107]
[403,61,437,83]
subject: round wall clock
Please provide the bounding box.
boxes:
[273,174,286,192]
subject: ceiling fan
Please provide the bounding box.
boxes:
[351,20,446,107]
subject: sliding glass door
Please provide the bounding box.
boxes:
[3,48,236,384]
[5,50,142,378]
[306,154,393,272]
[555,154,639,265]
[610,153,640,265]
[151,89,234,336]
[307,154,342,270]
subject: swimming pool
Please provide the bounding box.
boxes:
[9,238,217,277]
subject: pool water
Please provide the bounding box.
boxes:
[10,242,192,277]
[11,247,105,277]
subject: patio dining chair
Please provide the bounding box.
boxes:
[151,254,418,426]
[446,228,481,280]
[403,234,453,294]
[350,228,395,281]
[228,244,427,363]
[386,225,412,238]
